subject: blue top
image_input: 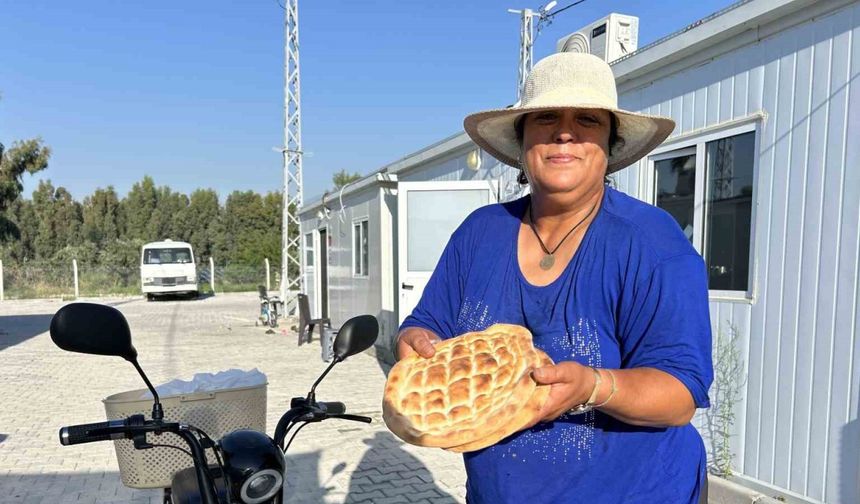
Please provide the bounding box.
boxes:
[400,186,713,504]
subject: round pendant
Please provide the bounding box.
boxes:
[539,254,555,270]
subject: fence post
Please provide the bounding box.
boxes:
[265,258,271,292]
[0,259,4,301]
[73,259,80,299]
[209,257,215,293]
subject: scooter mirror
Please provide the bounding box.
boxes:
[50,303,138,362]
[333,315,378,361]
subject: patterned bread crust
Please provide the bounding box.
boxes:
[445,348,553,453]
[383,324,550,448]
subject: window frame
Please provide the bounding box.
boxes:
[352,217,369,278]
[644,118,761,302]
[303,232,315,270]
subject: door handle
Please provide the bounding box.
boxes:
[401,283,413,290]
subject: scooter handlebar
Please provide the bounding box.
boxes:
[329,413,372,423]
[59,419,129,446]
[320,401,346,415]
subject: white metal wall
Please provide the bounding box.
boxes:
[302,186,384,332]
[616,3,859,501]
[397,146,524,202]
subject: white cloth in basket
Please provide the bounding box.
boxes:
[140,368,267,399]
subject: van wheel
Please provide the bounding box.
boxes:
[146,294,153,302]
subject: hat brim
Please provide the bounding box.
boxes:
[463,104,675,174]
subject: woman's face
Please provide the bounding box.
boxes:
[521,108,612,197]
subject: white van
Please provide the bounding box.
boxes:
[140,240,199,300]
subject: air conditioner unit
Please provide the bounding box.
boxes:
[556,13,639,63]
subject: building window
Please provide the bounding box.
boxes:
[649,125,757,295]
[654,147,697,244]
[304,233,314,268]
[704,132,755,291]
[353,219,369,277]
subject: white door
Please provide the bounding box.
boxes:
[397,180,496,326]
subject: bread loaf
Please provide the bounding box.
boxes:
[383,323,551,451]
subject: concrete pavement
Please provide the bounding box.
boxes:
[0,293,467,503]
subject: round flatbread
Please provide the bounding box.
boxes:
[383,323,552,449]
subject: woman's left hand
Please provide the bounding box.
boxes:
[524,361,595,426]
[522,363,699,428]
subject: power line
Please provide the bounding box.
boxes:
[545,0,588,19]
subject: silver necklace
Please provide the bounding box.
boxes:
[527,199,598,271]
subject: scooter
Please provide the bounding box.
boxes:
[50,302,378,503]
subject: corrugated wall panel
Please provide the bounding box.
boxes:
[846,8,860,504]
[822,11,856,503]
[732,302,753,474]
[770,37,798,490]
[322,188,382,328]
[793,13,833,500]
[754,38,782,483]
[783,22,815,495]
[809,11,851,500]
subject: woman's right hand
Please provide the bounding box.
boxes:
[395,327,441,360]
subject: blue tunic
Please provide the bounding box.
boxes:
[400,186,713,504]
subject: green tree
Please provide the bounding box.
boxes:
[0,138,51,241]
[222,190,266,263]
[0,198,37,261]
[146,186,189,241]
[100,238,144,270]
[332,169,362,189]
[185,188,221,261]
[218,190,286,271]
[122,176,158,240]
[82,186,121,246]
[31,180,82,261]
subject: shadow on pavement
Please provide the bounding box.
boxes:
[283,451,335,502]
[0,472,161,504]
[281,431,459,503]
[147,292,212,302]
[0,314,53,352]
[345,431,458,503]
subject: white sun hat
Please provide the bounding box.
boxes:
[463,52,675,174]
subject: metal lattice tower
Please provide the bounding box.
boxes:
[510,2,560,100]
[515,9,535,101]
[281,0,303,311]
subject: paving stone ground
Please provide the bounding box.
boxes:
[0,293,466,503]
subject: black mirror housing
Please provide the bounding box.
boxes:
[50,303,138,362]
[333,315,378,361]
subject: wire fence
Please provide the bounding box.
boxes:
[0,259,279,300]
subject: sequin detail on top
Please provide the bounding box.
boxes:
[456,297,495,334]
[503,317,602,464]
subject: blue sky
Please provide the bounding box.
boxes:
[1,0,736,203]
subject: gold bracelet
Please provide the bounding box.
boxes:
[593,369,617,408]
[568,366,602,415]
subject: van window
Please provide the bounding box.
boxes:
[144,248,194,265]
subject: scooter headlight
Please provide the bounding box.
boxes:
[219,430,286,504]
[240,469,283,503]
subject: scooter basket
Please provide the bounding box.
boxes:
[103,383,267,489]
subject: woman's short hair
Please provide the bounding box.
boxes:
[514,112,623,185]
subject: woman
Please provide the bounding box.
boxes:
[396,52,713,504]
